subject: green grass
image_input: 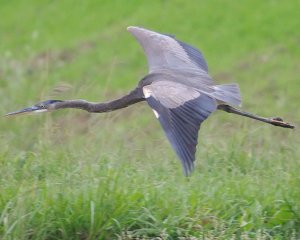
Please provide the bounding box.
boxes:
[1,1,300,239]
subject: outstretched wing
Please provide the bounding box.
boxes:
[128,26,209,73]
[143,81,217,176]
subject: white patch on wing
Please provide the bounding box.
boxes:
[152,109,159,118]
[142,86,152,98]
[34,109,48,113]
[212,86,219,91]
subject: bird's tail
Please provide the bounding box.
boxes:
[211,83,242,106]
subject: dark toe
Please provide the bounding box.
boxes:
[272,117,283,122]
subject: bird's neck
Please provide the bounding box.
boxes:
[54,88,144,113]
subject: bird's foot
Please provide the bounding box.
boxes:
[269,117,295,129]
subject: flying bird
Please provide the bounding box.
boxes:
[6,26,294,176]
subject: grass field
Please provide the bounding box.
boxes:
[1,1,300,239]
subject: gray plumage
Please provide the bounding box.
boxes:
[144,81,216,175]
[129,26,241,175]
[6,26,294,176]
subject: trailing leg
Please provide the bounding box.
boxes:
[217,104,294,129]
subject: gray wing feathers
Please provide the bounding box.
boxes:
[211,84,242,106]
[144,81,217,175]
[127,26,209,73]
[144,81,201,108]
[177,40,208,72]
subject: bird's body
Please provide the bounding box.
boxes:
[6,26,294,176]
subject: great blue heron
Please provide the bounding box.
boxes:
[6,26,294,175]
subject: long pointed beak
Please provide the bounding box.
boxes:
[5,106,41,117]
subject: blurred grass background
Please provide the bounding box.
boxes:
[0,1,300,239]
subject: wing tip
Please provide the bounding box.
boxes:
[127,26,135,32]
[127,26,143,34]
[183,163,194,177]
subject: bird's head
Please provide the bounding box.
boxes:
[5,100,63,116]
